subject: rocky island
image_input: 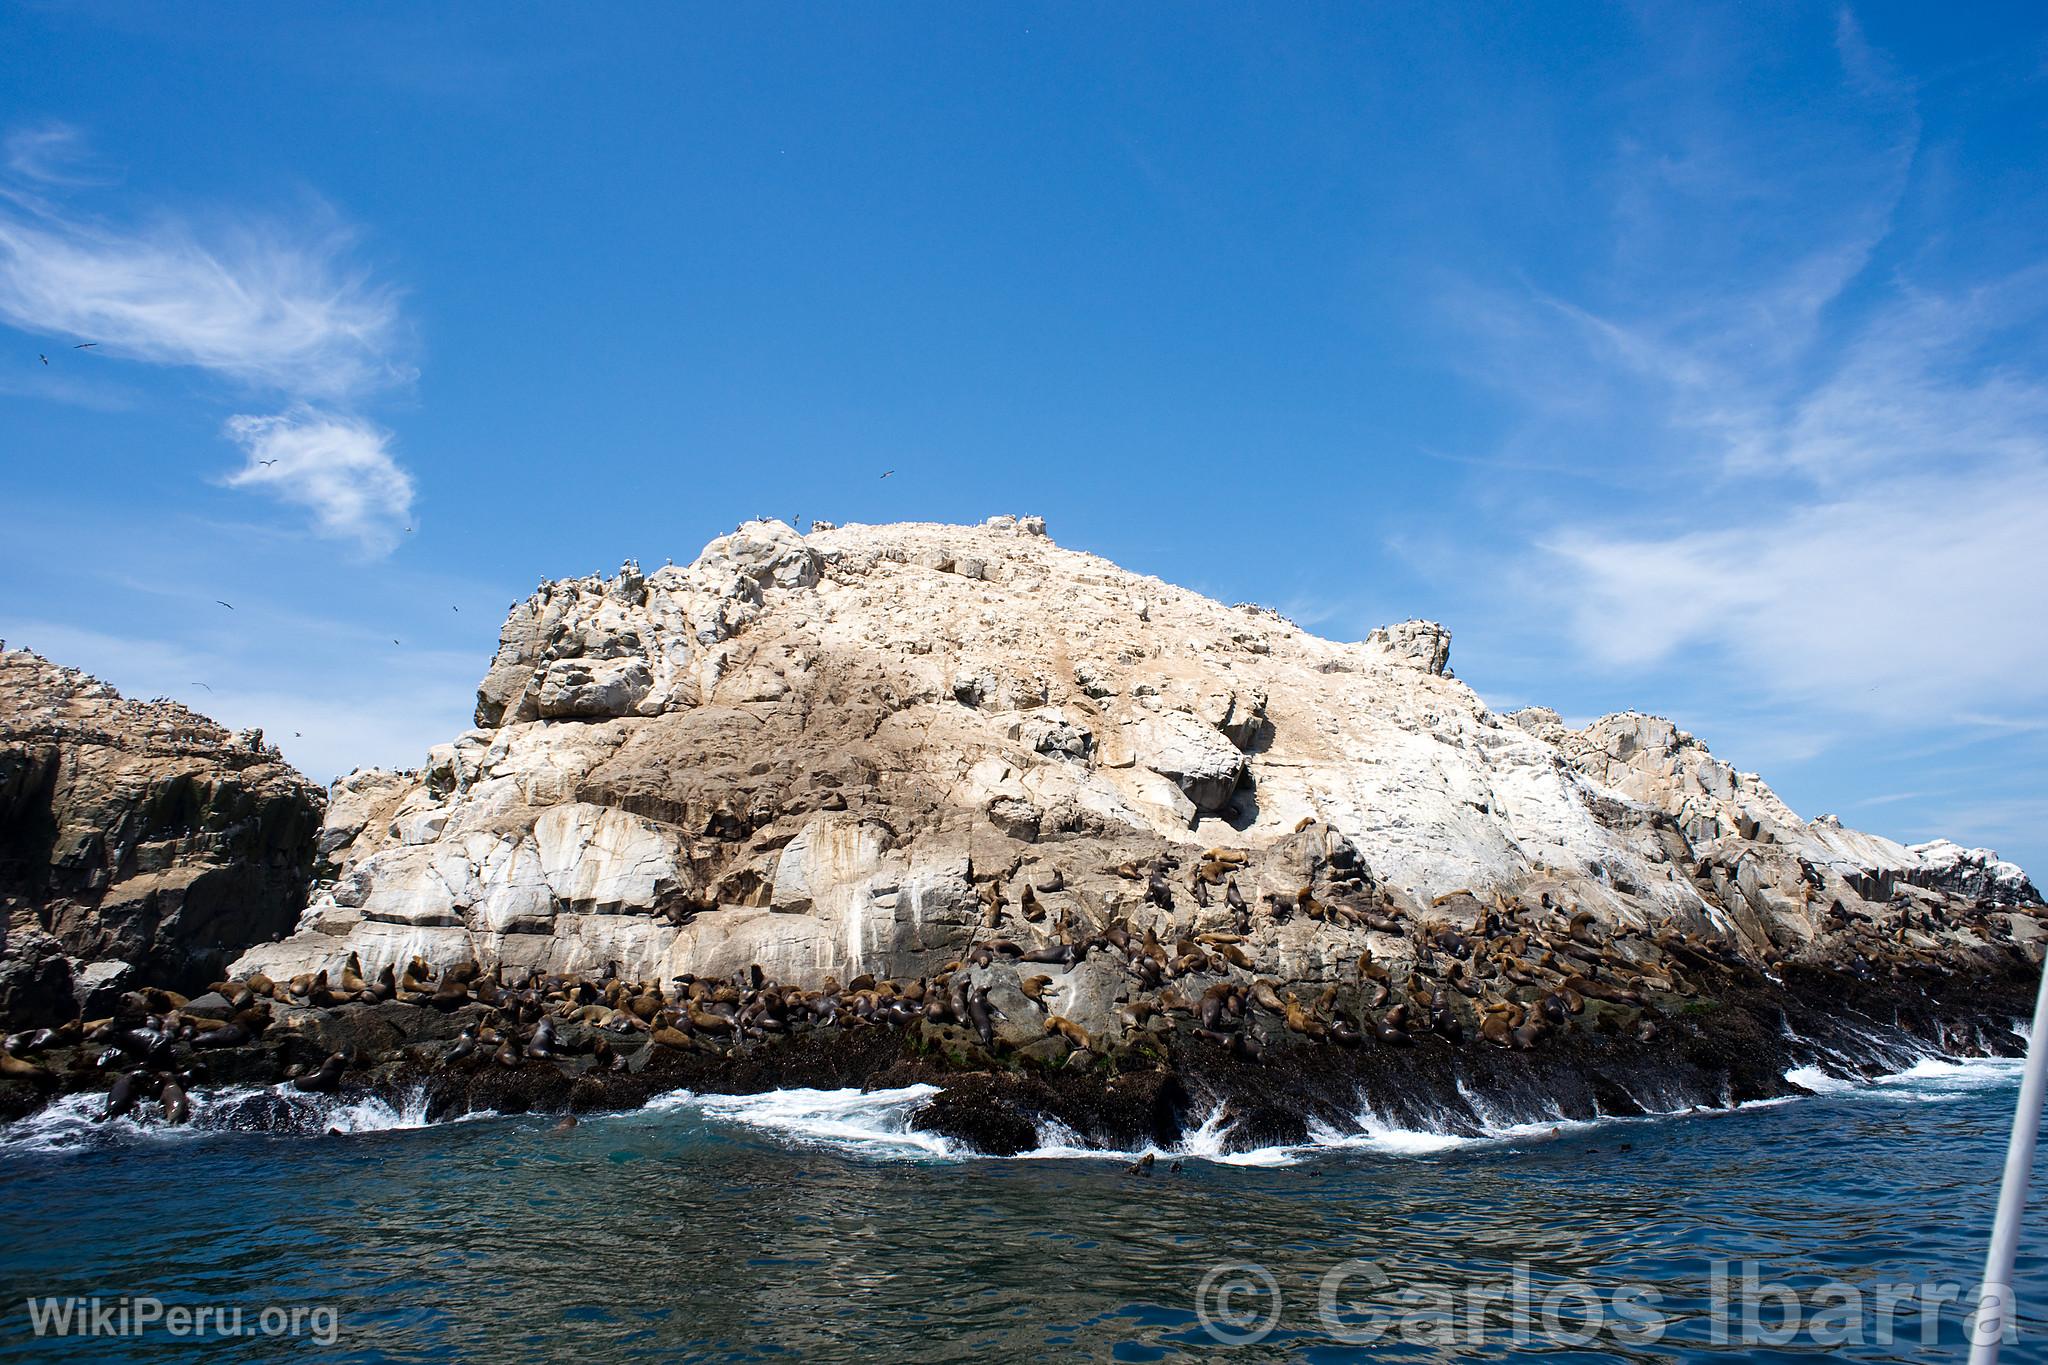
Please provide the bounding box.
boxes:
[2,517,2040,1150]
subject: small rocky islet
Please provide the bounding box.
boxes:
[1,516,2041,1151]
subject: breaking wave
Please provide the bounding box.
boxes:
[4,1017,2027,1163]
[0,1083,462,1156]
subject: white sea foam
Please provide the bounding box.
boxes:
[0,1082,473,1155]
[682,1084,959,1158]
[1783,1065,1858,1095]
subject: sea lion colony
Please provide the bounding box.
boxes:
[3,827,2033,1137]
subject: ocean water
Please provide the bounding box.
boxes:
[1,1053,2046,1361]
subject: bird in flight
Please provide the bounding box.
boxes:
[38,354,48,365]
[74,342,97,350]
[451,605,459,612]
[191,682,213,693]
[215,600,234,610]
[880,470,894,479]
[392,638,401,646]
[293,731,302,737]
[257,459,277,467]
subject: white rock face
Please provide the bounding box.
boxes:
[238,516,2041,1039]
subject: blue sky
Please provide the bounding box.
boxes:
[3,4,2045,876]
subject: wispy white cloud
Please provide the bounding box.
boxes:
[1545,463,2048,721]
[1443,11,2048,728]
[1534,258,2048,727]
[0,120,418,554]
[3,121,104,189]
[223,410,416,554]
[0,200,404,397]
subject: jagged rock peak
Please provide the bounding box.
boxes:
[0,646,288,765]
[471,516,1464,730]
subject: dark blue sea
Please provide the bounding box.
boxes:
[2,1053,2045,1361]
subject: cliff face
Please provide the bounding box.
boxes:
[0,650,326,1023]
[228,517,2040,1047]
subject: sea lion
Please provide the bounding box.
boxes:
[1283,995,1325,1039]
[687,1007,735,1036]
[1479,1003,1518,1047]
[1020,975,1054,1006]
[1198,983,1235,1031]
[159,1078,191,1125]
[429,977,472,1011]
[446,1027,478,1063]
[294,1053,348,1094]
[967,987,996,1049]
[191,1018,254,1050]
[525,1017,559,1059]
[100,1070,152,1122]
[1045,1016,1091,1050]
[1127,1152,1155,1176]
[5,1030,55,1057]
[1430,1006,1463,1042]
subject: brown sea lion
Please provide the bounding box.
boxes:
[1045,1016,1092,1050]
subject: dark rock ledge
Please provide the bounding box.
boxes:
[2,955,2031,1156]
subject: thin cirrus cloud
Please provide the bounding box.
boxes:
[1543,466,2048,721]
[0,120,417,554]
[1440,14,2048,736]
[4,121,105,189]
[1523,265,2048,726]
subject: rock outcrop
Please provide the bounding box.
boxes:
[230,517,2041,1055]
[0,650,325,1022]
